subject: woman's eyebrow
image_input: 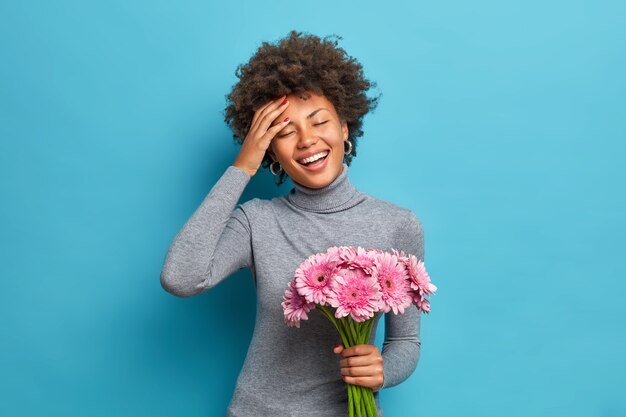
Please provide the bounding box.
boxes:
[302,108,328,120]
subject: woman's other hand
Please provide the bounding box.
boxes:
[232,95,291,177]
[333,343,384,392]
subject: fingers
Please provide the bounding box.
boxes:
[335,343,384,390]
[340,364,383,378]
[339,354,382,368]
[256,99,290,136]
[266,116,290,136]
[340,361,384,391]
[250,95,283,127]
[334,344,381,364]
[339,344,380,358]
[250,95,289,134]
[342,375,384,391]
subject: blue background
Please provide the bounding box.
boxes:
[1,0,625,416]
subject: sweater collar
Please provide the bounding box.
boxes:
[286,163,364,213]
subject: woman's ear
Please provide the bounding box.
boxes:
[341,120,349,141]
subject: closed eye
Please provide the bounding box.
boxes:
[277,121,329,138]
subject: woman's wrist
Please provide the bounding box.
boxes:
[231,162,254,178]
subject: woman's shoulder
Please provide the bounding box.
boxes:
[235,196,277,218]
[359,192,424,257]
[236,197,265,213]
[359,191,423,228]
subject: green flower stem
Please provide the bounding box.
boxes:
[359,319,367,345]
[361,317,379,417]
[352,384,362,417]
[348,383,354,417]
[348,319,359,345]
[315,307,380,416]
[357,321,364,345]
[339,317,347,345]
[369,390,376,417]
[340,317,356,347]
[348,384,360,417]
[337,317,350,346]
[351,375,358,417]
[361,386,368,416]
[364,388,376,416]
[364,316,375,344]
[360,387,368,416]
[339,317,354,348]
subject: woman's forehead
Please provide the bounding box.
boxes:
[287,92,334,108]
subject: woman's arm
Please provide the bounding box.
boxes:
[380,212,425,388]
[160,165,254,297]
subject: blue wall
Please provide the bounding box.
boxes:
[1,1,624,416]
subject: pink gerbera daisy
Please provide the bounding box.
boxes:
[328,268,381,322]
[405,255,437,296]
[294,252,338,305]
[371,251,413,314]
[281,281,315,328]
[391,248,409,263]
[412,293,431,313]
[326,246,349,262]
[340,246,377,275]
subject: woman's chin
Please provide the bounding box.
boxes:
[291,160,343,189]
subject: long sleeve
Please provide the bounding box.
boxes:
[380,211,425,389]
[160,165,254,297]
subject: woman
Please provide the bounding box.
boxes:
[160,30,425,417]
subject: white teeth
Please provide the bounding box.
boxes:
[298,151,329,164]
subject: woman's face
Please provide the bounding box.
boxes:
[268,91,349,189]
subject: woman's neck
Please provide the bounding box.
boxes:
[286,163,365,213]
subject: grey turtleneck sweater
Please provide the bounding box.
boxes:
[160,162,425,417]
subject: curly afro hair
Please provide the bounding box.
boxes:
[223,30,381,186]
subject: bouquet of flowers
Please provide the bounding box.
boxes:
[281,246,437,417]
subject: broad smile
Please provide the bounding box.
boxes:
[296,150,330,171]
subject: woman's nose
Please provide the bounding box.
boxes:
[297,130,318,148]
